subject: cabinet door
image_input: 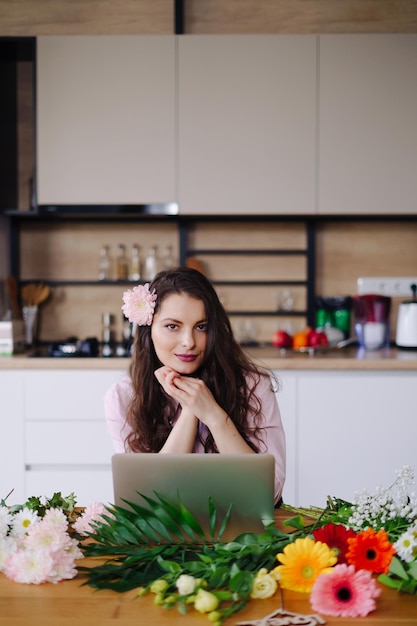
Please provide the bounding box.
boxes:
[178,35,317,215]
[36,36,176,205]
[319,34,417,215]
[297,371,417,507]
[0,372,25,505]
[23,369,124,505]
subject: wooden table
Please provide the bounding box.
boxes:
[1,511,416,626]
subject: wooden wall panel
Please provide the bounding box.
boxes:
[0,0,174,36]
[185,0,417,34]
[316,220,417,337]
[1,1,417,36]
[19,221,179,281]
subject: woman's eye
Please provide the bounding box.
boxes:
[166,323,178,330]
[197,323,208,332]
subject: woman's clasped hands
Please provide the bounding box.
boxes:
[154,365,224,429]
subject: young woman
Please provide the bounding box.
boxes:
[104,267,286,504]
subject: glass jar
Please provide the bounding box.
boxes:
[129,244,141,281]
[161,245,174,270]
[98,245,111,281]
[116,244,128,281]
[144,245,158,281]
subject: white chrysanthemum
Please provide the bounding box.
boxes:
[0,507,12,537]
[0,535,17,571]
[10,508,40,537]
[394,530,417,563]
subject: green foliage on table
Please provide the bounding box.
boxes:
[2,490,77,519]
[379,557,417,594]
[79,492,298,596]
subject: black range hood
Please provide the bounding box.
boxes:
[35,203,179,217]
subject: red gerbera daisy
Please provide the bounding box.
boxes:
[346,528,395,574]
[313,523,357,564]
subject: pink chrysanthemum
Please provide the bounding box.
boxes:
[121,283,157,326]
[73,502,109,537]
[25,518,68,553]
[4,548,55,584]
[310,563,381,618]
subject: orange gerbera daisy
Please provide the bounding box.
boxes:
[273,537,337,593]
[346,528,395,574]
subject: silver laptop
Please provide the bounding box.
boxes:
[111,453,275,542]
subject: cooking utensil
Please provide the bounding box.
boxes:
[21,283,51,306]
[6,276,22,319]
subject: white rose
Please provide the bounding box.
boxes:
[176,574,197,595]
[250,569,278,599]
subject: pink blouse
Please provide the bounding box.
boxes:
[104,372,286,504]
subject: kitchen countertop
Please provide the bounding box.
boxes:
[1,346,417,370]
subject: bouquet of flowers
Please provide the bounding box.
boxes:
[0,491,110,584]
[78,466,417,624]
[1,467,417,625]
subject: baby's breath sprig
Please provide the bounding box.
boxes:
[348,466,417,540]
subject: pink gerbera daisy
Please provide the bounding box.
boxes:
[310,563,381,617]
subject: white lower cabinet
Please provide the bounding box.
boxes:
[0,372,25,504]
[22,369,125,507]
[25,470,113,507]
[2,367,416,510]
[277,370,417,508]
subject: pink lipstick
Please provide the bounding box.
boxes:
[175,354,197,362]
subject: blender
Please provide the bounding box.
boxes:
[353,294,391,350]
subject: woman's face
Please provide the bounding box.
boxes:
[151,293,208,375]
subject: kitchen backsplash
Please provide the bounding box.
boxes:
[17,218,417,345]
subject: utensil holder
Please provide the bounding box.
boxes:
[22,305,38,347]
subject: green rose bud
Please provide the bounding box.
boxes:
[153,593,166,606]
[208,610,222,622]
[150,579,169,594]
[136,586,148,597]
[194,589,219,614]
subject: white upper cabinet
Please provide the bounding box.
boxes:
[319,34,417,215]
[36,36,176,205]
[178,35,317,215]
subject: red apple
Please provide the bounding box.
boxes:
[272,330,292,348]
[308,330,329,347]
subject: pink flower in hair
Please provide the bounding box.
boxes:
[121,283,157,326]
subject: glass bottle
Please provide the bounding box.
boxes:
[116,244,128,281]
[101,312,114,357]
[144,245,158,281]
[128,244,141,281]
[98,245,111,281]
[161,244,174,270]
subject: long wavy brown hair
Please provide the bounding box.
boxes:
[126,267,268,453]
